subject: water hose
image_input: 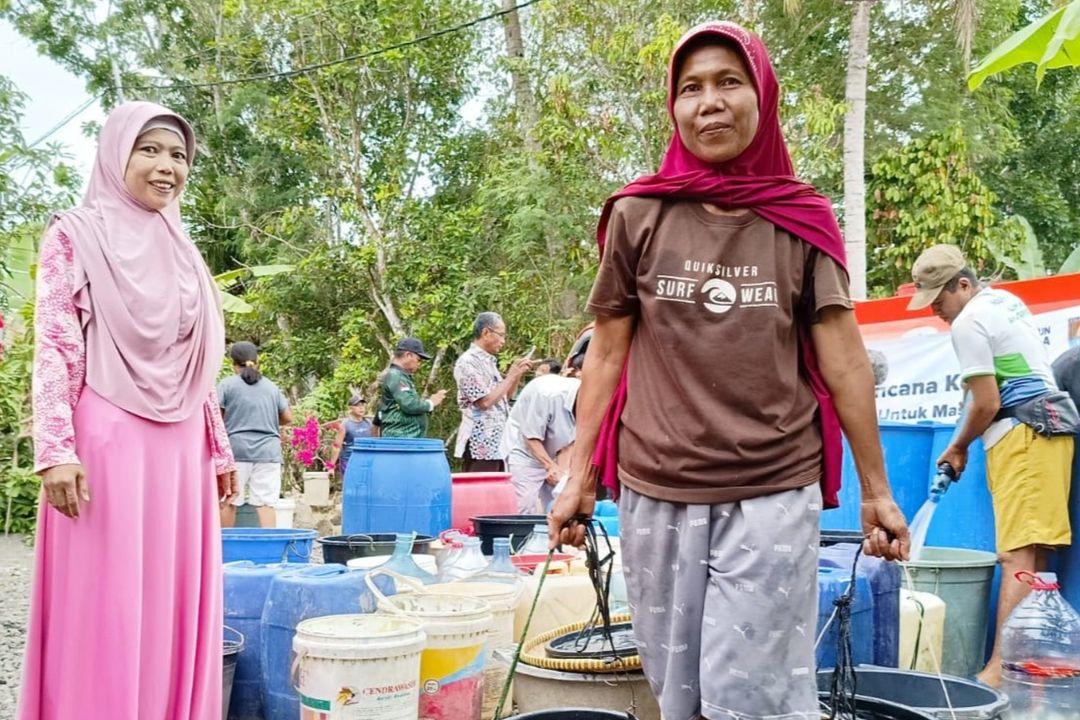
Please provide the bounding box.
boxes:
[493,549,555,720]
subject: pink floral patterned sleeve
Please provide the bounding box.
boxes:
[32,227,85,473]
[205,390,236,475]
[33,227,238,475]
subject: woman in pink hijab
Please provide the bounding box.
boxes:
[19,101,237,720]
[548,23,909,719]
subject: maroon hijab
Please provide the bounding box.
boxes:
[592,21,846,508]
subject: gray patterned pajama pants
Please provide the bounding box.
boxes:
[619,484,822,720]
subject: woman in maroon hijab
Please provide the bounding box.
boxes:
[549,22,909,719]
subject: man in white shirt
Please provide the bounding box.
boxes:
[907,244,1074,687]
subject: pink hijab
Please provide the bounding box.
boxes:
[52,101,225,423]
[593,21,847,508]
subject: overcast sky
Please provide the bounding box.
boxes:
[2,19,104,187]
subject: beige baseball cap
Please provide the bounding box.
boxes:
[907,244,967,311]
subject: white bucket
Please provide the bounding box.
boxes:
[347,554,439,574]
[292,614,426,720]
[367,573,493,720]
[426,581,523,720]
[274,498,296,529]
[302,471,331,506]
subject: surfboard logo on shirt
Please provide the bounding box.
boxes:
[701,278,737,314]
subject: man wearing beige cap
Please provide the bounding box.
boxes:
[908,244,1074,687]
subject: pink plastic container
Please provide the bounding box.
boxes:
[451,472,517,531]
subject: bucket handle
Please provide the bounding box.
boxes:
[223,624,245,651]
[282,538,310,563]
[345,533,375,549]
[290,649,307,694]
[363,568,427,613]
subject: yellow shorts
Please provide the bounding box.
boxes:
[985,423,1074,553]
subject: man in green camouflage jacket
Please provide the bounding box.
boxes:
[376,337,448,438]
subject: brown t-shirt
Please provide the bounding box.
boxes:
[586,197,852,504]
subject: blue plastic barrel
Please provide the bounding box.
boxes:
[223,561,294,720]
[1055,437,1080,611]
[594,500,620,537]
[260,564,395,720]
[221,528,318,564]
[819,543,901,667]
[822,422,934,532]
[816,566,874,669]
[342,437,451,536]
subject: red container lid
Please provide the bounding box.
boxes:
[451,472,512,483]
[511,553,575,573]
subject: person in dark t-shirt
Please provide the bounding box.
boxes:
[548,22,909,720]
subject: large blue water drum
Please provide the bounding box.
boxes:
[342,437,451,536]
[221,528,318,564]
[1055,438,1080,611]
[816,566,874,669]
[819,543,901,668]
[223,561,294,720]
[260,564,395,720]
[822,422,934,532]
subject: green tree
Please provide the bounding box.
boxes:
[6,0,1078,453]
[976,18,1080,272]
[866,127,1008,293]
[0,76,79,534]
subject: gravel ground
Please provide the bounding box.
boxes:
[0,534,32,720]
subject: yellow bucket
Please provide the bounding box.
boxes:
[426,581,524,719]
[366,572,493,720]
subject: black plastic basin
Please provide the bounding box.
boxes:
[472,514,547,554]
[317,533,434,564]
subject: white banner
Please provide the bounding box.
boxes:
[864,304,1080,425]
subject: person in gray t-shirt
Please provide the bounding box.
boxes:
[217,342,292,527]
[505,372,581,514]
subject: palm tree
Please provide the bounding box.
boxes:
[841,0,978,299]
[842,0,873,300]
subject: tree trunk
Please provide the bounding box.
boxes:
[842,0,872,300]
[500,0,540,153]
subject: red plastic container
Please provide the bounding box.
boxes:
[510,553,575,573]
[451,472,517,531]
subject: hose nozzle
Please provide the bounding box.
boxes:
[929,462,958,500]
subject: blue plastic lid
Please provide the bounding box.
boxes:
[353,437,446,452]
[221,528,318,540]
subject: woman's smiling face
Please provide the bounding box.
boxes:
[123,128,190,210]
[672,41,760,165]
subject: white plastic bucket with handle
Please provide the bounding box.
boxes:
[366,571,493,720]
[426,581,524,720]
[292,614,426,720]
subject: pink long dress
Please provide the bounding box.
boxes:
[18,227,236,720]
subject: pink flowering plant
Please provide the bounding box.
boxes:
[290,415,338,472]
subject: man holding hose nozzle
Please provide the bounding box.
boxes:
[906,244,1077,688]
